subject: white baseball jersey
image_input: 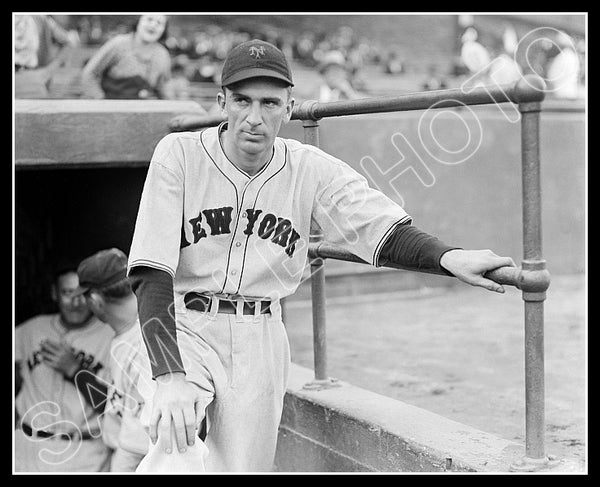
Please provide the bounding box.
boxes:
[102,321,148,455]
[15,314,114,434]
[128,122,411,305]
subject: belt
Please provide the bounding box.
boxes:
[21,422,96,441]
[184,292,271,315]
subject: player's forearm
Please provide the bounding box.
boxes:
[128,266,185,379]
[378,223,461,275]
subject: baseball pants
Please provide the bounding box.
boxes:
[135,298,290,473]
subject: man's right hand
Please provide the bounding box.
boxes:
[149,372,204,454]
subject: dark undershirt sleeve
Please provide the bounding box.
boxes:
[128,266,185,379]
[377,222,461,276]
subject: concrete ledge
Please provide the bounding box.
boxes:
[276,363,530,472]
[15,99,206,168]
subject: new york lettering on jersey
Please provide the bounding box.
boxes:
[181,205,301,258]
[129,122,410,300]
[26,344,103,374]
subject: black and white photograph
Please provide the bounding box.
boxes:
[13,12,587,474]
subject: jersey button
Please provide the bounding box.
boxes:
[235,242,242,248]
[242,212,247,218]
[231,269,237,276]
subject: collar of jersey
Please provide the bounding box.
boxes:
[216,121,277,181]
[52,314,101,337]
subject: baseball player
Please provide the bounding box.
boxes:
[127,39,516,472]
[14,265,115,472]
[73,248,150,472]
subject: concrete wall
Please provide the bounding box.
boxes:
[274,363,583,472]
[15,99,205,167]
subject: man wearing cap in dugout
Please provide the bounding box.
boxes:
[75,248,149,472]
[125,39,515,472]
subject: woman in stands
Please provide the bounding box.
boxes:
[80,15,174,100]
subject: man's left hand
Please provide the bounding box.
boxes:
[440,249,516,293]
[40,339,80,378]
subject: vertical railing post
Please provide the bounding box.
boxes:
[301,116,340,389]
[309,233,328,381]
[511,101,557,471]
[521,102,545,461]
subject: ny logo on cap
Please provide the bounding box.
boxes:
[249,45,266,59]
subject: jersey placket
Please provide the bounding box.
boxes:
[222,178,259,295]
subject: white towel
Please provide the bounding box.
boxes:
[136,427,209,473]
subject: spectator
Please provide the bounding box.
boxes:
[15,14,80,98]
[576,38,586,87]
[317,50,363,102]
[79,14,174,100]
[546,31,582,99]
[15,263,115,472]
[167,61,191,100]
[87,16,104,45]
[384,50,404,75]
[501,24,519,57]
[460,27,491,86]
[422,64,448,91]
[294,31,317,65]
[487,36,522,86]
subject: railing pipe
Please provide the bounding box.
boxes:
[308,241,521,288]
[293,75,545,120]
[309,249,328,382]
[519,99,550,462]
[168,75,546,132]
[303,119,330,383]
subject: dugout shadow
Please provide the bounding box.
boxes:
[15,166,148,325]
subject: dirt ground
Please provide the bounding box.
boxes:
[283,273,587,470]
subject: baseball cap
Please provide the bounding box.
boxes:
[73,248,128,296]
[220,39,294,88]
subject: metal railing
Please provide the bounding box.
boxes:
[170,74,554,470]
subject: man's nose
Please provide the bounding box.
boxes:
[246,102,263,125]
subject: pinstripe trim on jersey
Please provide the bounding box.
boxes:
[200,127,240,208]
[233,141,289,294]
[200,128,240,292]
[217,122,275,179]
[128,259,176,279]
[372,215,413,267]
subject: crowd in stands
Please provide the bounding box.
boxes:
[15,14,586,105]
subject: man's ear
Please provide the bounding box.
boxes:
[283,97,295,124]
[50,284,58,303]
[87,291,104,312]
[216,91,226,113]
